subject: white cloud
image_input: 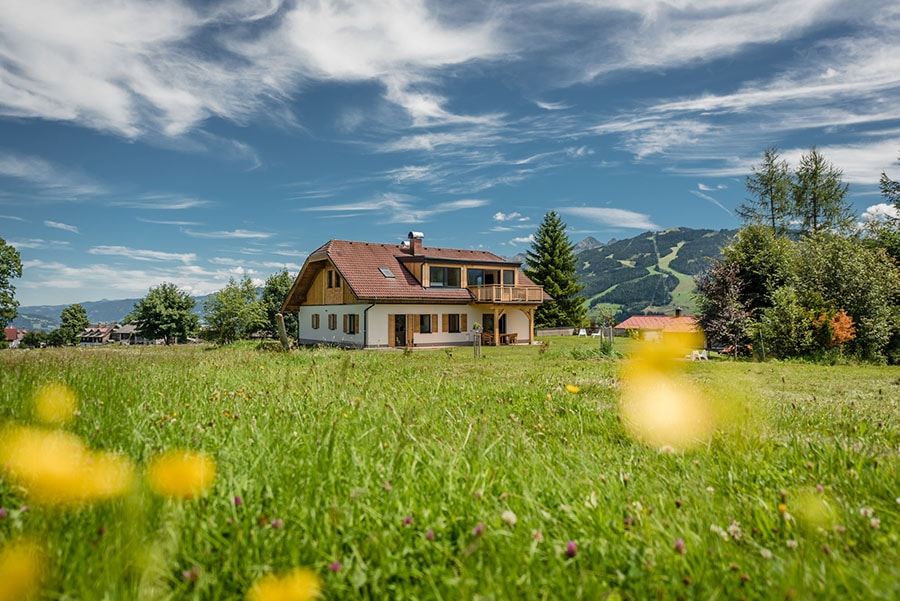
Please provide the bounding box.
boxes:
[7,238,70,250]
[535,100,570,111]
[88,245,196,263]
[44,220,79,233]
[689,190,732,216]
[510,234,535,245]
[301,193,488,224]
[0,0,507,138]
[559,206,659,230]
[0,153,105,198]
[861,203,899,223]
[114,194,214,210]
[183,228,273,239]
[493,211,527,222]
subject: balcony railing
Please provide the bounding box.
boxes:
[469,285,544,303]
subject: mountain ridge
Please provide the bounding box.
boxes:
[11,227,735,330]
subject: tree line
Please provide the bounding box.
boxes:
[6,271,298,348]
[696,146,900,362]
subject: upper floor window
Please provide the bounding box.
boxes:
[429,266,461,288]
[327,270,341,288]
[503,269,515,285]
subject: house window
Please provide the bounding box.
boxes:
[344,314,359,335]
[467,268,483,286]
[328,314,337,330]
[327,270,341,288]
[429,266,461,288]
[311,313,320,329]
[503,269,515,285]
[419,314,432,334]
[448,314,460,333]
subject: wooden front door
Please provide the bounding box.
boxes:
[393,314,406,347]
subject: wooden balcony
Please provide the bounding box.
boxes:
[468,285,544,304]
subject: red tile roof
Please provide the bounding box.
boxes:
[282,239,541,310]
[615,315,700,332]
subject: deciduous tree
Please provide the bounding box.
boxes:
[57,304,90,346]
[261,269,297,338]
[132,282,199,345]
[693,259,752,356]
[203,276,266,345]
[0,236,23,328]
[525,211,586,328]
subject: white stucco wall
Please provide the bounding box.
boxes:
[295,303,534,348]
[297,304,367,348]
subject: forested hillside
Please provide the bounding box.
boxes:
[575,228,735,321]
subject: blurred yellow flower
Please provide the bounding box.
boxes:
[146,450,216,499]
[0,426,135,506]
[565,384,580,394]
[619,340,714,450]
[0,540,44,601]
[794,488,837,531]
[246,568,322,601]
[33,382,78,426]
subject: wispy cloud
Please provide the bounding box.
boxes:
[88,245,196,263]
[114,194,214,210]
[301,193,488,224]
[44,220,79,233]
[184,228,274,239]
[690,190,733,215]
[559,207,659,230]
[0,153,105,198]
[0,214,25,221]
[535,100,570,111]
[0,0,507,139]
[8,238,70,250]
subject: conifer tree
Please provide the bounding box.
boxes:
[525,211,586,328]
[738,147,792,235]
[792,147,853,234]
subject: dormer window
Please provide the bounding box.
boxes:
[429,266,461,288]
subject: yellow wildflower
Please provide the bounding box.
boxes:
[146,450,216,500]
[565,384,580,394]
[246,568,322,601]
[618,340,714,450]
[32,382,78,426]
[0,539,45,601]
[0,426,135,506]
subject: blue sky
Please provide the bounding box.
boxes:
[2,0,899,306]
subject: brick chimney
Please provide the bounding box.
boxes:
[407,231,424,255]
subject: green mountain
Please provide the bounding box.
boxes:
[575,227,736,320]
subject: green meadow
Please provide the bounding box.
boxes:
[1,338,898,600]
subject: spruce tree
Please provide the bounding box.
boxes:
[525,211,586,328]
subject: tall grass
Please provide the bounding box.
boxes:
[0,340,898,599]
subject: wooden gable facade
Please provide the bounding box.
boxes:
[281,233,547,348]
